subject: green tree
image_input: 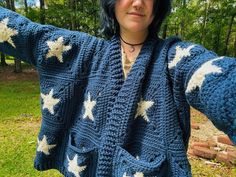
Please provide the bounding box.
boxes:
[163,0,236,57]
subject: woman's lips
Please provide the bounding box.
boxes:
[128,12,145,17]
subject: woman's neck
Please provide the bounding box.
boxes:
[119,29,149,62]
[119,29,149,44]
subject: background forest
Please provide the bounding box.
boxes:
[0,0,235,72]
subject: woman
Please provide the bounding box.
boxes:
[0,0,235,176]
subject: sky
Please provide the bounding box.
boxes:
[15,0,40,8]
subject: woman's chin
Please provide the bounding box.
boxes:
[123,26,148,34]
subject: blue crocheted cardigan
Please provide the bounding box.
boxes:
[0,7,236,177]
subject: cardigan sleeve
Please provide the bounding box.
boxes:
[0,7,99,67]
[167,41,236,145]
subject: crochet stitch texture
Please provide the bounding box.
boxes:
[0,7,236,177]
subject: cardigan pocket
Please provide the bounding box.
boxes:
[113,146,167,177]
[64,132,98,177]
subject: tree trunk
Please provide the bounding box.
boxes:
[14,59,22,73]
[0,53,8,67]
[162,23,168,39]
[200,0,209,45]
[6,0,11,9]
[68,0,77,30]
[6,0,22,72]
[212,22,222,54]
[180,0,186,38]
[39,0,46,24]
[24,0,28,15]
[12,0,22,72]
[93,0,98,35]
[10,0,15,11]
[174,22,179,36]
[223,13,236,55]
[234,33,236,57]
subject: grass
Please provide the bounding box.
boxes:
[190,108,208,124]
[5,59,15,64]
[0,80,41,120]
[0,64,63,177]
[0,64,235,177]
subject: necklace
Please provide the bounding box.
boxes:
[120,36,145,53]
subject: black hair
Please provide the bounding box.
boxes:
[99,0,172,38]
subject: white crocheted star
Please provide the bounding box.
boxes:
[41,89,60,115]
[135,98,154,122]
[67,154,86,177]
[0,17,18,48]
[134,172,144,177]
[46,36,71,63]
[186,57,223,93]
[168,45,195,69]
[123,172,130,177]
[37,135,56,155]
[123,172,144,177]
[83,92,96,121]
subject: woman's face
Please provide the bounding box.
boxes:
[115,0,155,34]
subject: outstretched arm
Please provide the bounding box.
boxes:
[0,6,106,128]
[0,7,98,67]
[168,41,236,144]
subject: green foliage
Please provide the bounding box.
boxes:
[14,0,100,35]
[164,0,236,56]
[11,0,235,56]
[0,1,6,7]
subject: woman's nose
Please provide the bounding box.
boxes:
[132,0,143,6]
